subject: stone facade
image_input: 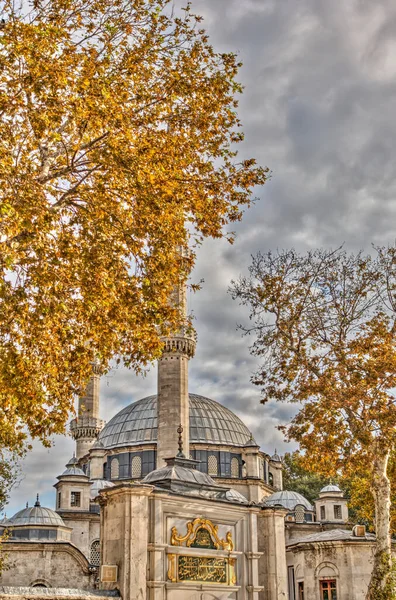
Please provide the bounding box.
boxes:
[99,483,269,600]
[286,536,376,600]
[0,542,95,589]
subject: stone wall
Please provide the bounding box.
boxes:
[0,542,95,590]
[286,541,376,600]
[0,587,119,600]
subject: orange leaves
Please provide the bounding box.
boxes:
[0,0,267,452]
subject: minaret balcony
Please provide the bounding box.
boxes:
[70,416,104,439]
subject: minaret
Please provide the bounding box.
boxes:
[70,359,104,460]
[157,277,196,467]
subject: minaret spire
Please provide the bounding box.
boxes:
[157,256,196,467]
[70,358,104,460]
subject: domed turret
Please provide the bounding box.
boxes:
[315,483,348,523]
[55,457,91,512]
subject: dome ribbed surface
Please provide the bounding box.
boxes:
[98,394,254,449]
[7,506,65,526]
[61,466,88,477]
[263,490,313,511]
[320,484,342,493]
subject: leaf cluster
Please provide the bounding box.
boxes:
[231,247,396,470]
[0,0,268,451]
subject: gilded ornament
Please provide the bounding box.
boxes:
[170,517,234,551]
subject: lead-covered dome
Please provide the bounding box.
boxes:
[6,505,65,527]
[263,490,313,511]
[98,394,254,450]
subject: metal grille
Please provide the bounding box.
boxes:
[208,455,218,476]
[131,455,142,478]
[90,540,100,566]
[110,458,119,479]
[231,457,239,478]
[334,505,342,519]
[295,504,305,523]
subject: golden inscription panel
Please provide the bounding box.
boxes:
[178,555,227,583]
[168,554,237,585]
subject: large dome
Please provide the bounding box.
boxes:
[98,394,254,450]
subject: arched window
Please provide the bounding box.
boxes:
[269,472,274,486]
[131,455,142,478]
[90,539,100,566]
[208,455,218,476]
[110,457,119,479]
[231,457,239,478]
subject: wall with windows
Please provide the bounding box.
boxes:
[286,541,376,600]
[190,449,242,478]
[105,450,156,481]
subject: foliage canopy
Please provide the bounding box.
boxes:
[231,246,396,597]
[0,0,267,451]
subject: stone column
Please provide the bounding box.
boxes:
[70,360,104,460]
[257,507,288,600]
[100,484,154,600]
[157,280,196,467]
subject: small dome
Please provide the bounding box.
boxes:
[263,490,313,511]
[90,479,115,499]
[270,450,282,463]
[60,456,89,478]
[91,439,105,450]
[98,394,254,449]
[8,504,65,527]
[225,489,249,504]
[320,484,342,494]
[61,466,88,477]
[66,455,79,467]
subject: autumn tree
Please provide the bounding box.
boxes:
[231,247,396,599]
[0,451,21,575]
[282,451,330,505]
[0,0,267,452]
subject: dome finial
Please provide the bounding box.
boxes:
[176,424,185,457]
[34,494,40,507]
[26,502,28,508]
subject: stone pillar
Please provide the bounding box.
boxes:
[244,446,261,478]
[257,507,288,600]
[157,280,196,467]
[268,459,283,491]
[70,360,104,460]
[90,442,106,480]
[245,509,264,599]
[100,484,154,600]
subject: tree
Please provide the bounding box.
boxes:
[231,247,396,599]
[282,451,330,505]
[0,451,21,575]
[0,0,268,452]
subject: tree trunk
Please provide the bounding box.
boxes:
[366,447,392,599]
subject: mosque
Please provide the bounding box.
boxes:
[0,283,381,600]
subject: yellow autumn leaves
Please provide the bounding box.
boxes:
[0,0,268,452]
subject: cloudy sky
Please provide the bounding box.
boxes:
[6,0,396,515]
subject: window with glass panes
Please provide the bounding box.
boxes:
[320,580,337,600]
[70,491,81,507]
